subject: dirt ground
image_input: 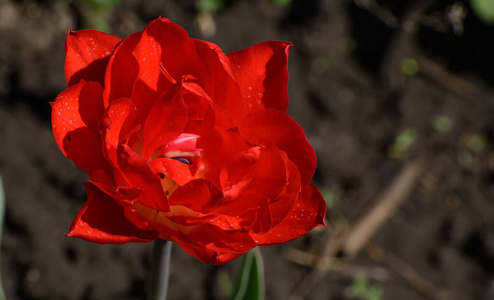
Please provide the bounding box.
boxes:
[1,0,494,299]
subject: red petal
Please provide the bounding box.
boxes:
[149,157,194,186]
[141,18,207,84]
[51,81,110,175]
[64,29,121,86]
[100,98,137,167]
[132,196,256,265]
[66,182,158,243]
[192,39,244,120]
[102,32,142,107]
[142,80,188,159]
[131,24,177,124]
[118,144,169,211]
[239,109,317,186]
[267,152,301,227]
[167,179,224,213]
[228,41,291,115]
[251,151,301,234]
[175,230,254,265]
[218,145,287,216]
[251,183,326,245]
[197,128,253,187]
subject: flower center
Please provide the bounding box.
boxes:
[151,133,204,197]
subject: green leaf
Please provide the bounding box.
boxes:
[230,248,265,300]
[0,176,6,300]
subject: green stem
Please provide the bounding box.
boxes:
[148,239,172,300]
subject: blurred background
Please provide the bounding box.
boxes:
[1,0,494,299]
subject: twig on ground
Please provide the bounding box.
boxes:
[341,159,425,259]
[288,159,426,300]
[367,245,450,300]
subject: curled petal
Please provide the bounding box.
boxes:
[250,182,326,245]
[117,144,169,212]
[228,41,291,116]
[103,32,142,107]
[192,38,244,119]
[239,109,317,186]
[252,151,301,233]
[167,179,224,213]
[175,228,255,265]
[218,145,287,216]
[100,97,137,167]
[64,29,121,86]
[66,183,158,243]
[197,128,253,187]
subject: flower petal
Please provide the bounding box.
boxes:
[197,127,253,187]
[131,24,176,124]
[218,145,287,216]
[103,32,142,107]
[239,108,316,186]
[142,18,208,84]
[175,228,255,265]
[228,41,291,115]
[192,39,244,120]
[142,80,188,160]
[64,29,121,86]
[167,179,224,213]
[100,97,137,167]
[66,182,158,243]
[118,143,169,212]
[251,182,326,245]
[51,80,110,175]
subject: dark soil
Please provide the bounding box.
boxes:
[1,0,494,299]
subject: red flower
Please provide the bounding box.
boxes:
[52,17,326,265]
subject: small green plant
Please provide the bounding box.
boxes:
[466,133,487,154]
[345,277,383,300]
[195,0,225,13]
[400,57,419,76]
[271,0,292,8]
[432,115,454,134]
[388,128,418,159]
[75,0,123,32]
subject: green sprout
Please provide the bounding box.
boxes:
[466,133,487,154]
[195,0,225,13]
[400,57,419,76]
[432,115,454,134]
[345,277,383,300]
[271,0,292,8]
[75,0,123,33]
[388,128,418,159]
[320,187,338,210]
